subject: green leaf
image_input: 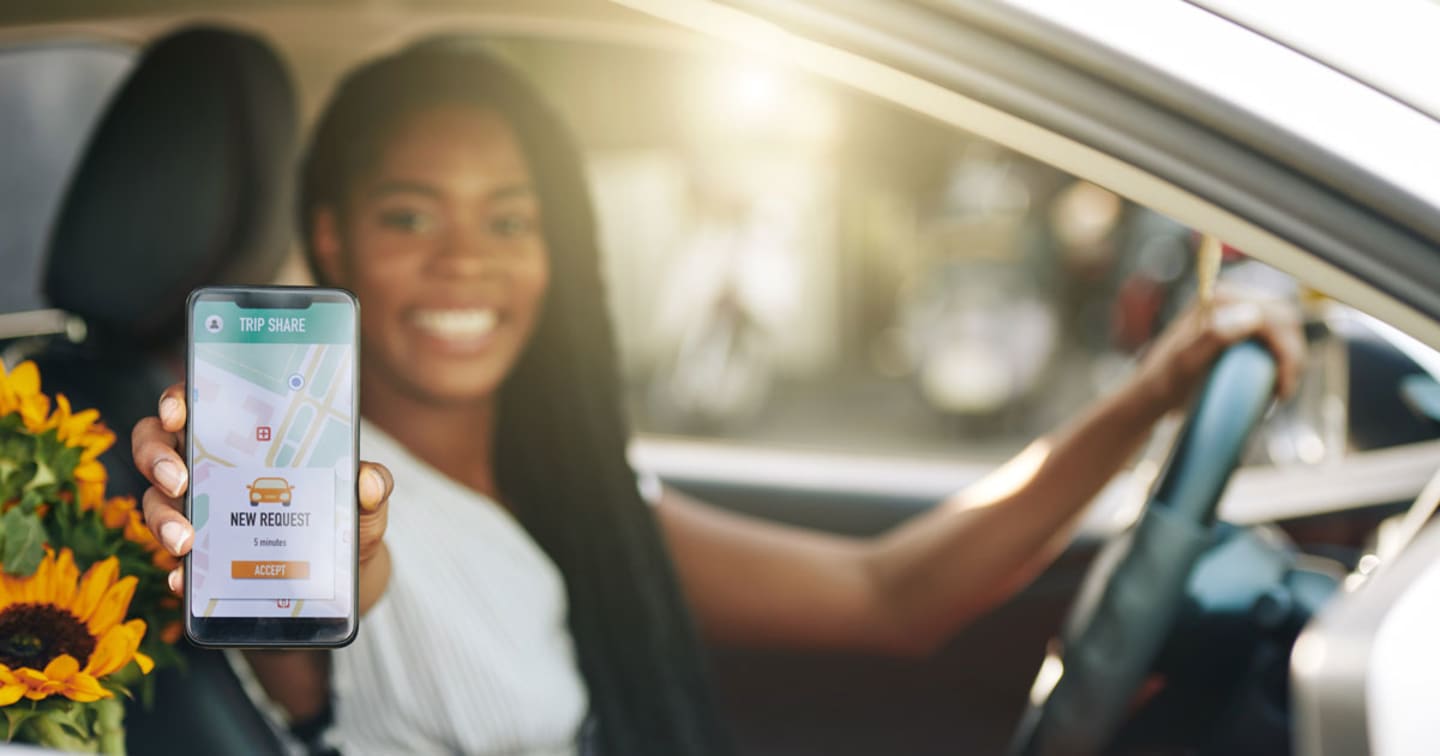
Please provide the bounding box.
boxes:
[1,507,46,576]
[33,430,63,462]
[24,699,101,753]
[24,458,56,493]
[18,488,45,515]
[3,703,38,742]
[53,444,82,482]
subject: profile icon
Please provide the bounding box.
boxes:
[205,315,223,333]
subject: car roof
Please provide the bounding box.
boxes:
[4,0,1437,349]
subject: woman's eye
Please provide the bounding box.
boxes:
[377,208,436,234]
[490,214,536,238]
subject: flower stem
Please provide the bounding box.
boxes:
[94,698,126,756]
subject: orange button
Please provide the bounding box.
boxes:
[231,560,309,579]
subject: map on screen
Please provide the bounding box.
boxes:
[189,302,355,619]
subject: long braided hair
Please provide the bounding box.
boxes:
[299,43,731,755]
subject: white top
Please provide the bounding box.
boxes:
[329,420,589,755]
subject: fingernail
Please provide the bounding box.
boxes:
[168,569,182,593]
[154,459,186,496]
[362,468,385,510]
[161,521,190,555]
[159,397,181,424]
[1212,302,1263,338]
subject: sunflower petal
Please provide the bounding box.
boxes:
[59,671,110,702]
[14,563,37,605]
[20,394,51,432]
[78,426,116,462]
[84,628,125,678]
[0,683,24,706]
[73,459,108,483]
[43,654,80,681]
[70,556,118,621]
[126,620,155,673]
[0,577,19,607]
[85,624,139,678]
[22,685,56,701]
[66,408,104,435]
[78,478,107,510]
[16,667,59,701]
[30,549,54,605]
[8,362,40,398]
[14,668,48,686]
[86,575,137,635]
[52,549,79,609]
[100,498,128,529]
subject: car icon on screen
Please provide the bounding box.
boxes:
[247,477,294,506]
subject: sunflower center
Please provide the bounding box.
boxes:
[0,603,95,670]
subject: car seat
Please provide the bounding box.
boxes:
[30,24,300,756]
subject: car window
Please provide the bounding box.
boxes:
[0,41,132,314]
[488,36,1437,467]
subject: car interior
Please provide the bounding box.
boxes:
[2,2,1438,755]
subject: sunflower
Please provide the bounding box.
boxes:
[0,549,153,705]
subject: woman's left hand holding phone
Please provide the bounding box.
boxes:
[131,382,394,615]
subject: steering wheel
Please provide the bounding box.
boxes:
[1009,341,1278,756]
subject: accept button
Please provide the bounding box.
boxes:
[231,560,310,580]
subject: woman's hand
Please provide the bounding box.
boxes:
[1131,289,1306,416]
[131,383,393,613]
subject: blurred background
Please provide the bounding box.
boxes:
[493,36,1397,468]
[505,37,1204,461]
[2,27,1431,482]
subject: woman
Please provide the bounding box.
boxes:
[131,45,1303,754]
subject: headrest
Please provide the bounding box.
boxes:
[44,25,297,348]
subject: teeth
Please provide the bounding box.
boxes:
[413,309,498,339]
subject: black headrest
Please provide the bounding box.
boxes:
[44,25,297,348]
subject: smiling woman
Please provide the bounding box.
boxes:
[295,43,730,755]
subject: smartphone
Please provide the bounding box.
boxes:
[185,286,360,647]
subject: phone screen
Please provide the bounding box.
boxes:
[186,287,359,646]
